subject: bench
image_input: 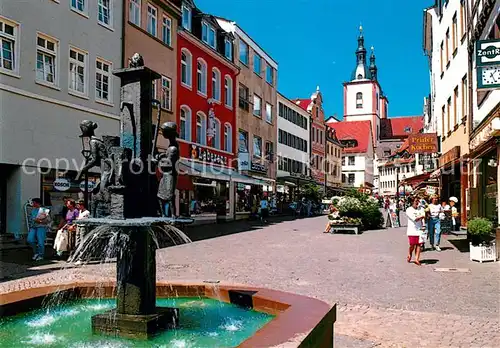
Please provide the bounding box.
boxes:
[329,224,361,235]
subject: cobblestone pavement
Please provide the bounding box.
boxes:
[1,216,499,347]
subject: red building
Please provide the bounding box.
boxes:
[175,0,241,218]
[295,87,327,185]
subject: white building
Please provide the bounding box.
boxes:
[276,92,311,188]
[0,0,122,237]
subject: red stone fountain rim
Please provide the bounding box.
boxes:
[0,281,336,347]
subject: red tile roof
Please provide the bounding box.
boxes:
[327,120,372,154]
[380,116,424,139]
[293,98,312,112]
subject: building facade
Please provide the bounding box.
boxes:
[424,0,470,227]
[124,0,181,135]
[216,17,279,193]
[294,87,327,186]
[0,0,123,236]
[466,0,500,224]
[325,128,343,190]
[276,92,311,196]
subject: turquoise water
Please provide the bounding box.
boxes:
[0,298,274,347]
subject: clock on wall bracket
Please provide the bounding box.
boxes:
[477,65,500,90]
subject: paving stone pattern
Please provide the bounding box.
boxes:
[1,216,499,347]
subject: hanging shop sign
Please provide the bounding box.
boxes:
[237,152,250,171]
[476,39,500,90]
[250,161,267,174]
[53,178,71,191]
[190,144,229,166]
[79,180,97,192]
[426,186,436,196]
[407,133,438,154]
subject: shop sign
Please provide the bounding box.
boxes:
[470,116,500,151]
[426,186,436,196]
[289,172,309,180]
[407,133,438,154]
[79,180,97,192]
[476,39,500,66]
[53,178,71,191]
[250,161,267,174]
[190,145,229,166]
[238,152,250,171]
[438,146,460,168]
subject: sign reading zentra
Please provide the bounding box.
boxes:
[407,133,438,154]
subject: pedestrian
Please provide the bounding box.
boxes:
[54,199,79,257]
[449,196,459,231]
[440,200,452,234]
[259,196,269,223]
[406,197,425,265]
[75,200,90,251]
[27,198,51,261]
[427,195,443,251]
[58,196,70,229]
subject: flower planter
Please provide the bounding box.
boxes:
[469,242,497,263]
[329,224,362,235]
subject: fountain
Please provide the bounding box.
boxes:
[0,54,337,347]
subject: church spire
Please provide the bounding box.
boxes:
[369,46,378,81]
[352,25,370,81]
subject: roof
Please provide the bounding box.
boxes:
[327,120,372,153]
[380,116,424,139]
[293,98,312,112]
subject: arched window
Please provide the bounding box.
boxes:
[214,118,221,149]
[356,92,363,108]
[181,49,192,87]
[196,112,207,145]
[211,68,221,101]
[224,75,233,107]
[224,123,232,152]
[179,105,191,141]
[196,59,207,95]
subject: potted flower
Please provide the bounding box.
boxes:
[468,217,497,263]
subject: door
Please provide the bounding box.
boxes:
[0,170,7,234]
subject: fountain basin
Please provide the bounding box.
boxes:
[0,281,336,347]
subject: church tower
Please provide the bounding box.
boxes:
[343,26,386,144]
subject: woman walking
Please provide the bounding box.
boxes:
[427,195,443,251]
[406,197,425,265]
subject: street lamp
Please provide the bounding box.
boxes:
[79,133,92,208]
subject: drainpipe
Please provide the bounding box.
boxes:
[121,0,126,68]
[466,0,473,228]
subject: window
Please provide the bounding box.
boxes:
[445,28,449,64]
[71,0,86,13]
[147,4,157,36]
[265,103,272,124]
[253,136,262,158]
[239,83,249,110]
[196,59,207,95]
[36,34,57,84]
[161,76,171,110]
[151,80,157,99]
[0,18,17,73]
[179,106,191,141]
[212,68,221,101]
[348,173,355,184]
[239,130,248,152]
[452,13,458,52]
[180,49,192,87]
[253,94,262,117]
[224,76,233,107]
[129,0,141,26]
[460,1,465,37]
[356,92,363,108]
[440,41,444,73]
[239,40,249,65]
[224,123,232,152]
[404,126,412,133]
[224,38,233,60]
[69,47,87,95]
[254,54,261,76]
[162,16,172,46]
[214,118,221,149]
[453,86,458,127]
[98,0,111,26]
[201,22,217,48]
[462,74,467,121]
[341,157,345,166]
[265,141,273,161]
[342,174,346,183]
[196,112,207,145]
[96,59,112,102]
[348,156,355,166]
[181,4,191,31]
[266,65,274,85]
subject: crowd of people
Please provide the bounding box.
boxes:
[26,197,90,261]
[405,194,459,265]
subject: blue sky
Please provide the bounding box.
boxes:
[196,0,431,119]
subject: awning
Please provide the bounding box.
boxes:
[178,159,266,186]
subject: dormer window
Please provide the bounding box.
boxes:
[224,37,233,60]
[404,126,412,133]
[341,139,358,148]
[202,21,216,48]
[181,4,191,31]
